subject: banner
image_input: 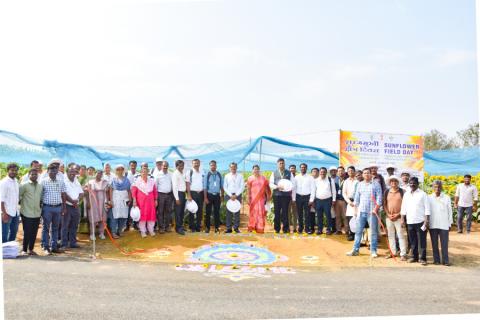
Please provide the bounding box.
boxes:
[339,130,424,181]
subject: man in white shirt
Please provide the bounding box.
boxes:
[151,158,163,177]
[126,160,138,185]
[400,177,430,265]
[269,158,296,234]
[1,163,20,243]
[21,160,41,184]
[400,172,411,192]
[309,168,319,232]
[342,166,358,241]
[294,163,315,234]
[103,163,115,185]
[186,159,204,232]
[156,161,173,233]
[314,167,336,235]
[172,160,187,235]
[223,162,245,233]
[62,167,84,248]
[428,180,453,266]
[454,174,478,234]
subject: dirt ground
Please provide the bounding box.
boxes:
[19,221,480,269]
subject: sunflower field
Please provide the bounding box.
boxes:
[423,173,480,223]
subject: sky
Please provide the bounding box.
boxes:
[0,0,478,152]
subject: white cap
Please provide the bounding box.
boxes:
[386,175,400,184]
[386,164,396,169]
[115,164,125,170]
[368,163,378,169]
[328,166,337,171]
[48,158,62,166]
[155,157,163,163]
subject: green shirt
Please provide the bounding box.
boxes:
[19,181,43,218]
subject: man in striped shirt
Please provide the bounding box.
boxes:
[346,168,383,258]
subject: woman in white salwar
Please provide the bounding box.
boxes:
[108,164,132,239]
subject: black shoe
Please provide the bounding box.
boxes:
[195,227,201,232]
[225,229,232,234]
[205,228,210,234]
[292,229,297,233]
[176,229,185,235]
[325,230,332,235]
[234,228,241,233]
[51,248,64,254]
[307,231,313,235]
[316,231,322,235]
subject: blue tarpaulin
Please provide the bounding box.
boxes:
[0,129,478,174]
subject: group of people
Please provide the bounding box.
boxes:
[1,157,478,265]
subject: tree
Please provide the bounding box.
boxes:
[423,129,459,151]
[456,123,479,147]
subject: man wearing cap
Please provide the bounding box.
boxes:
[40,164,67,254]
[186,159,205,232]
[40,159,64,183]
[156,160,173,233]
[384,175,407,260]
[269,158,296,234]
[223,162,244,234]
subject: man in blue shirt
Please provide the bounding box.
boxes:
[346,167,383,258]
[203,160,224,233]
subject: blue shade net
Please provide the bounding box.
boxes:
[0,130,478,174]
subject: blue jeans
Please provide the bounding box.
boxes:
[353,212,379,253]
[457,206,473,232]
[2,214,19,243]
[42,205,62,250]
[314,198,333,233]
[108,208,127,235]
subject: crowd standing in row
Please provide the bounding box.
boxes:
[0,158,478,265]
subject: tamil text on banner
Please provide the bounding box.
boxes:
[339,130,424,181]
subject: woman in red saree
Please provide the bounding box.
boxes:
[131,167,158,238]
[247,165,271,233]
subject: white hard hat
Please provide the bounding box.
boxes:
[278,179,293,192]
[130,206,141,222]
[226,199,241,213]
[186,200,198,214]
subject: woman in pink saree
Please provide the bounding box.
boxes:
[131,167,158,238]
[247,165,271,233]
